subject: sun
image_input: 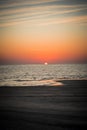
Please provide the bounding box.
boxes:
[44,62,48,65]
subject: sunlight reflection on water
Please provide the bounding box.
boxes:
[0,64,87,86]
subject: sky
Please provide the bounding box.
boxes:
[0,0,87,64]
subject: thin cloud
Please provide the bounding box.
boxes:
[0,15,87,28]
[0,0,59,8]
[0,7,87,26]
[0,4,86,19]
[0,0,87,28]
[38,16,87,26]
[0,3,87,15]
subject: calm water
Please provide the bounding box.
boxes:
[0,64,87,130]
[0,64,87,86]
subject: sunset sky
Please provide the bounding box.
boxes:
[0,0,87,64]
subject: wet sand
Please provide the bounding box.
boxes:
[0,80,87,130]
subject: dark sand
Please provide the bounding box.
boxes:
[0,80,87,130]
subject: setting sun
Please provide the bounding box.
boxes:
[44,62,48,65]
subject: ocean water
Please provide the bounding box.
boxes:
[0,64,87,86]
[0,64,87,130]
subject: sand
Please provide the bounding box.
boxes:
[0,80,87,130]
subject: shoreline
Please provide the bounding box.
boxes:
[0,79,87,87]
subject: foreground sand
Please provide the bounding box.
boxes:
[0,80,87,130]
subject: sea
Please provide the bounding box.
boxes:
[0,64,87,86]
[0,64,87,129]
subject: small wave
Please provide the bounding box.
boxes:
[0,79,63,86]
[15,79,63,86]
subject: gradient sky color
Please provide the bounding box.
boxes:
[0,0,87,64]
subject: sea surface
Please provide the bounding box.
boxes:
[0,64,87,86]
[0,64,87,130]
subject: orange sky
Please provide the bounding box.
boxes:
[0,0,87,64]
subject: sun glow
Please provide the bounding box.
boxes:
[44,62,48,65]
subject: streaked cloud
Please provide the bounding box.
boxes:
[0,0,58,8]
[39,15,87,26]
[0,4,86,16]
[1,15,87,28]
[0,0,87,27]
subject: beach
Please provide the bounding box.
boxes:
[0,80,87,130]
